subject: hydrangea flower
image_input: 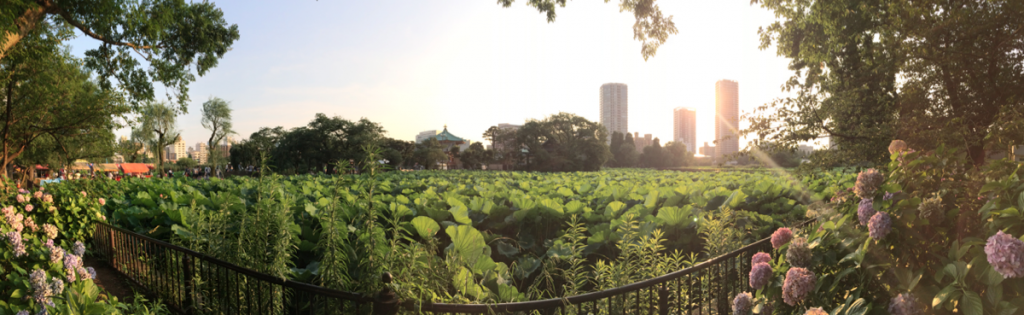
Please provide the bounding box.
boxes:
[18,188,29,194]
[11,213,24,233]
[804,307,828,315]
[15,310,28,315]
[760,302,774,315]
[985,231,1024,279]
[49,277,64,295]
[24,216,38,233]
[34,191,43,199]
[77,266,92,280]
[64,253,82,282]
[749,262,772,290]
[888,140,908,154]
[888,293,920,315]
[857,199,876,226]
[732,292,753,315]
[42,224,58,240]
[868,212,892,241]
[6,231,26,257]
[98,198,106,206]
[47,245,64,265]
[29,269,52,304]
[1,205,12,218]
[782,267,815,306]
[16,194,26,203]
[73,241,85,256]
[854,169,884,199]
[918,196,943,224]
[43,194,53,203]
[24,204,33,212]
[80,191,87,197]
[771,228,794,249]
[787,237,812,267]
[86,267,97,279]
[752,252,771,265]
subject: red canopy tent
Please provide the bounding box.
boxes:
[120,163,151,174]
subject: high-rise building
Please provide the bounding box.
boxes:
[715,80,739,157]
[165,135,187,162]
[673,107,697,153]
[600,83,628,137]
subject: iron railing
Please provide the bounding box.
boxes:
[93,221,812,315]
[92,223,378,315]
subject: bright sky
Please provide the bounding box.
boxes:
[67,0,816,150]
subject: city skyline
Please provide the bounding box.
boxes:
[600,83,629,138]
[715,80,740,157]
[65,0,800,150]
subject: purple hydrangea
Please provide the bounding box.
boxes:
[854,169,884,199]
[86,267,97,279]
[749,262,772,290]
[49,277,64,295]
[782,267,815,306]
[760,302,774,315]
[883,191,901,201]
[16,310,28,315]
[77,266,92,280]
[732,292,753,315]
[857,199,876,226]
[868,212,892,241]
[6,231,26,257]
[804,307,828,315]
[771,228,794,249]
[72,241,85,256]
[752,252,771,265]
[18,188,29,194]
[786,237,812,267]
[985,231,1024,279]
[47,245,65,265]
[64,253,82,282]
[29,269,51,304]
[888,293,920,315]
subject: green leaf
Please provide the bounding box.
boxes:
[605,201,626,216]
[449,204,471,225]
[644,190,660,208]
[496,242,519,257]
[565,200,584,214]
[304,203,318,216]
[446,225,488,267]
[933,285,957,307]
[557,187,574,197]
[514,257,541,279]
[656,205,693,226]
[411,216,440,239]
[453,267,485,299]
[961,290,983,315]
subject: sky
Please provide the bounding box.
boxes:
[66,0,815,150]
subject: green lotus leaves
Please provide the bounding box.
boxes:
[411,216,441,239]
[657,205,694,227]
[515,256,542,279]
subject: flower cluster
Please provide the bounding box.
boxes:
[782,267,815,305]
[830,188,853,203]
[854,168,884,199]
[883,191,900,201]
[72,241,85,256]
[771,228,794,249]
[984,231,1024,279]
[888,293,920,315]
[43,194,53,203]
[857,199,876,226]
[868,212,891,241]
[24,216,37,232]
[44,240,64,264]
[16,194,26,203]
[3,205,24,232]
[42,224,58,240]
[33,191,43,199]
[749,262,772,290]
[888,140,908,154]
[98,198,106,206]
[6,231,26,257]
[29,269,53,305]
[786,237,812,267]
[918,195,943,224]
[761,302,773,315]
[63,253,92,282]
[732,292,753,315]
[752,252,771,265]
[804,307,828,315]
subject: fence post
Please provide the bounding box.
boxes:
[182,255,194,315]
[658,285,670,315]
[373,272,399,315]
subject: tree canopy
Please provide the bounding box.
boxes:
[201,96,234,166]
[746,0,1024,167]
[2,0,240,111]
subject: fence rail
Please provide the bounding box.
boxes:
[93,221,811,315]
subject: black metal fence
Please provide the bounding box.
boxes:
[93,221,805,315]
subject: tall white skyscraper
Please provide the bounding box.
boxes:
[600,83,628,137]
[673,107,697,153]
[715,80,739,157]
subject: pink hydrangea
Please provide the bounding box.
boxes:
[18,188,29,194]
[24,216,37,232]
[24,204,33,212]
[771,228,794,249]
[888,293,920,315]
[854,168,884,199]
[33,191,43,199]
[782,267,815,306]
[749,262,772,290]
[732,292,753,315]
[15,194,25,203]
[42,223,58,240]
[857,199,875,225]
[752,252,771,265]
[805,307,828,315]
[98,198,106,206]
[43,194,53,203]
[985,231,1024,279]
[868,212,892,241]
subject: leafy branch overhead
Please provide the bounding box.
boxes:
[497,0,678,60]
[0,0,240,112]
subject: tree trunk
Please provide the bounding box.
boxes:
[1,3,54,61]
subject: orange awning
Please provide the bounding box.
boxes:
[120,163,150,174]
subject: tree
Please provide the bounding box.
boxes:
[515,112,610,172]
[640,138,664,168]
[1,0,240,110]
[201,97,234,167]
[616,132,639,167]
[748,0,1024,167]
[663,141,692,168]
[0,26,127,181]
[137,102,179,172]
[115,131,145,163]
[413,138,446,170]
[459,142,488,170]
[607,131,624,167]
[483,125,520,170]
[176,157,197,169]
[497,0,677,60]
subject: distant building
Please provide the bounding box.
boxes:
[715,80,740,157]
[797,145,814,156]
[190,143,209,164]
[491,123,521,152]
[699,142,716,159]
[166,135,187,162]
[415,130,439,143]
[633,132,653,153]
[600,83,628,138]
[673,107,697,153]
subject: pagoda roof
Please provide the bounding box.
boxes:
[432,126,466,143]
